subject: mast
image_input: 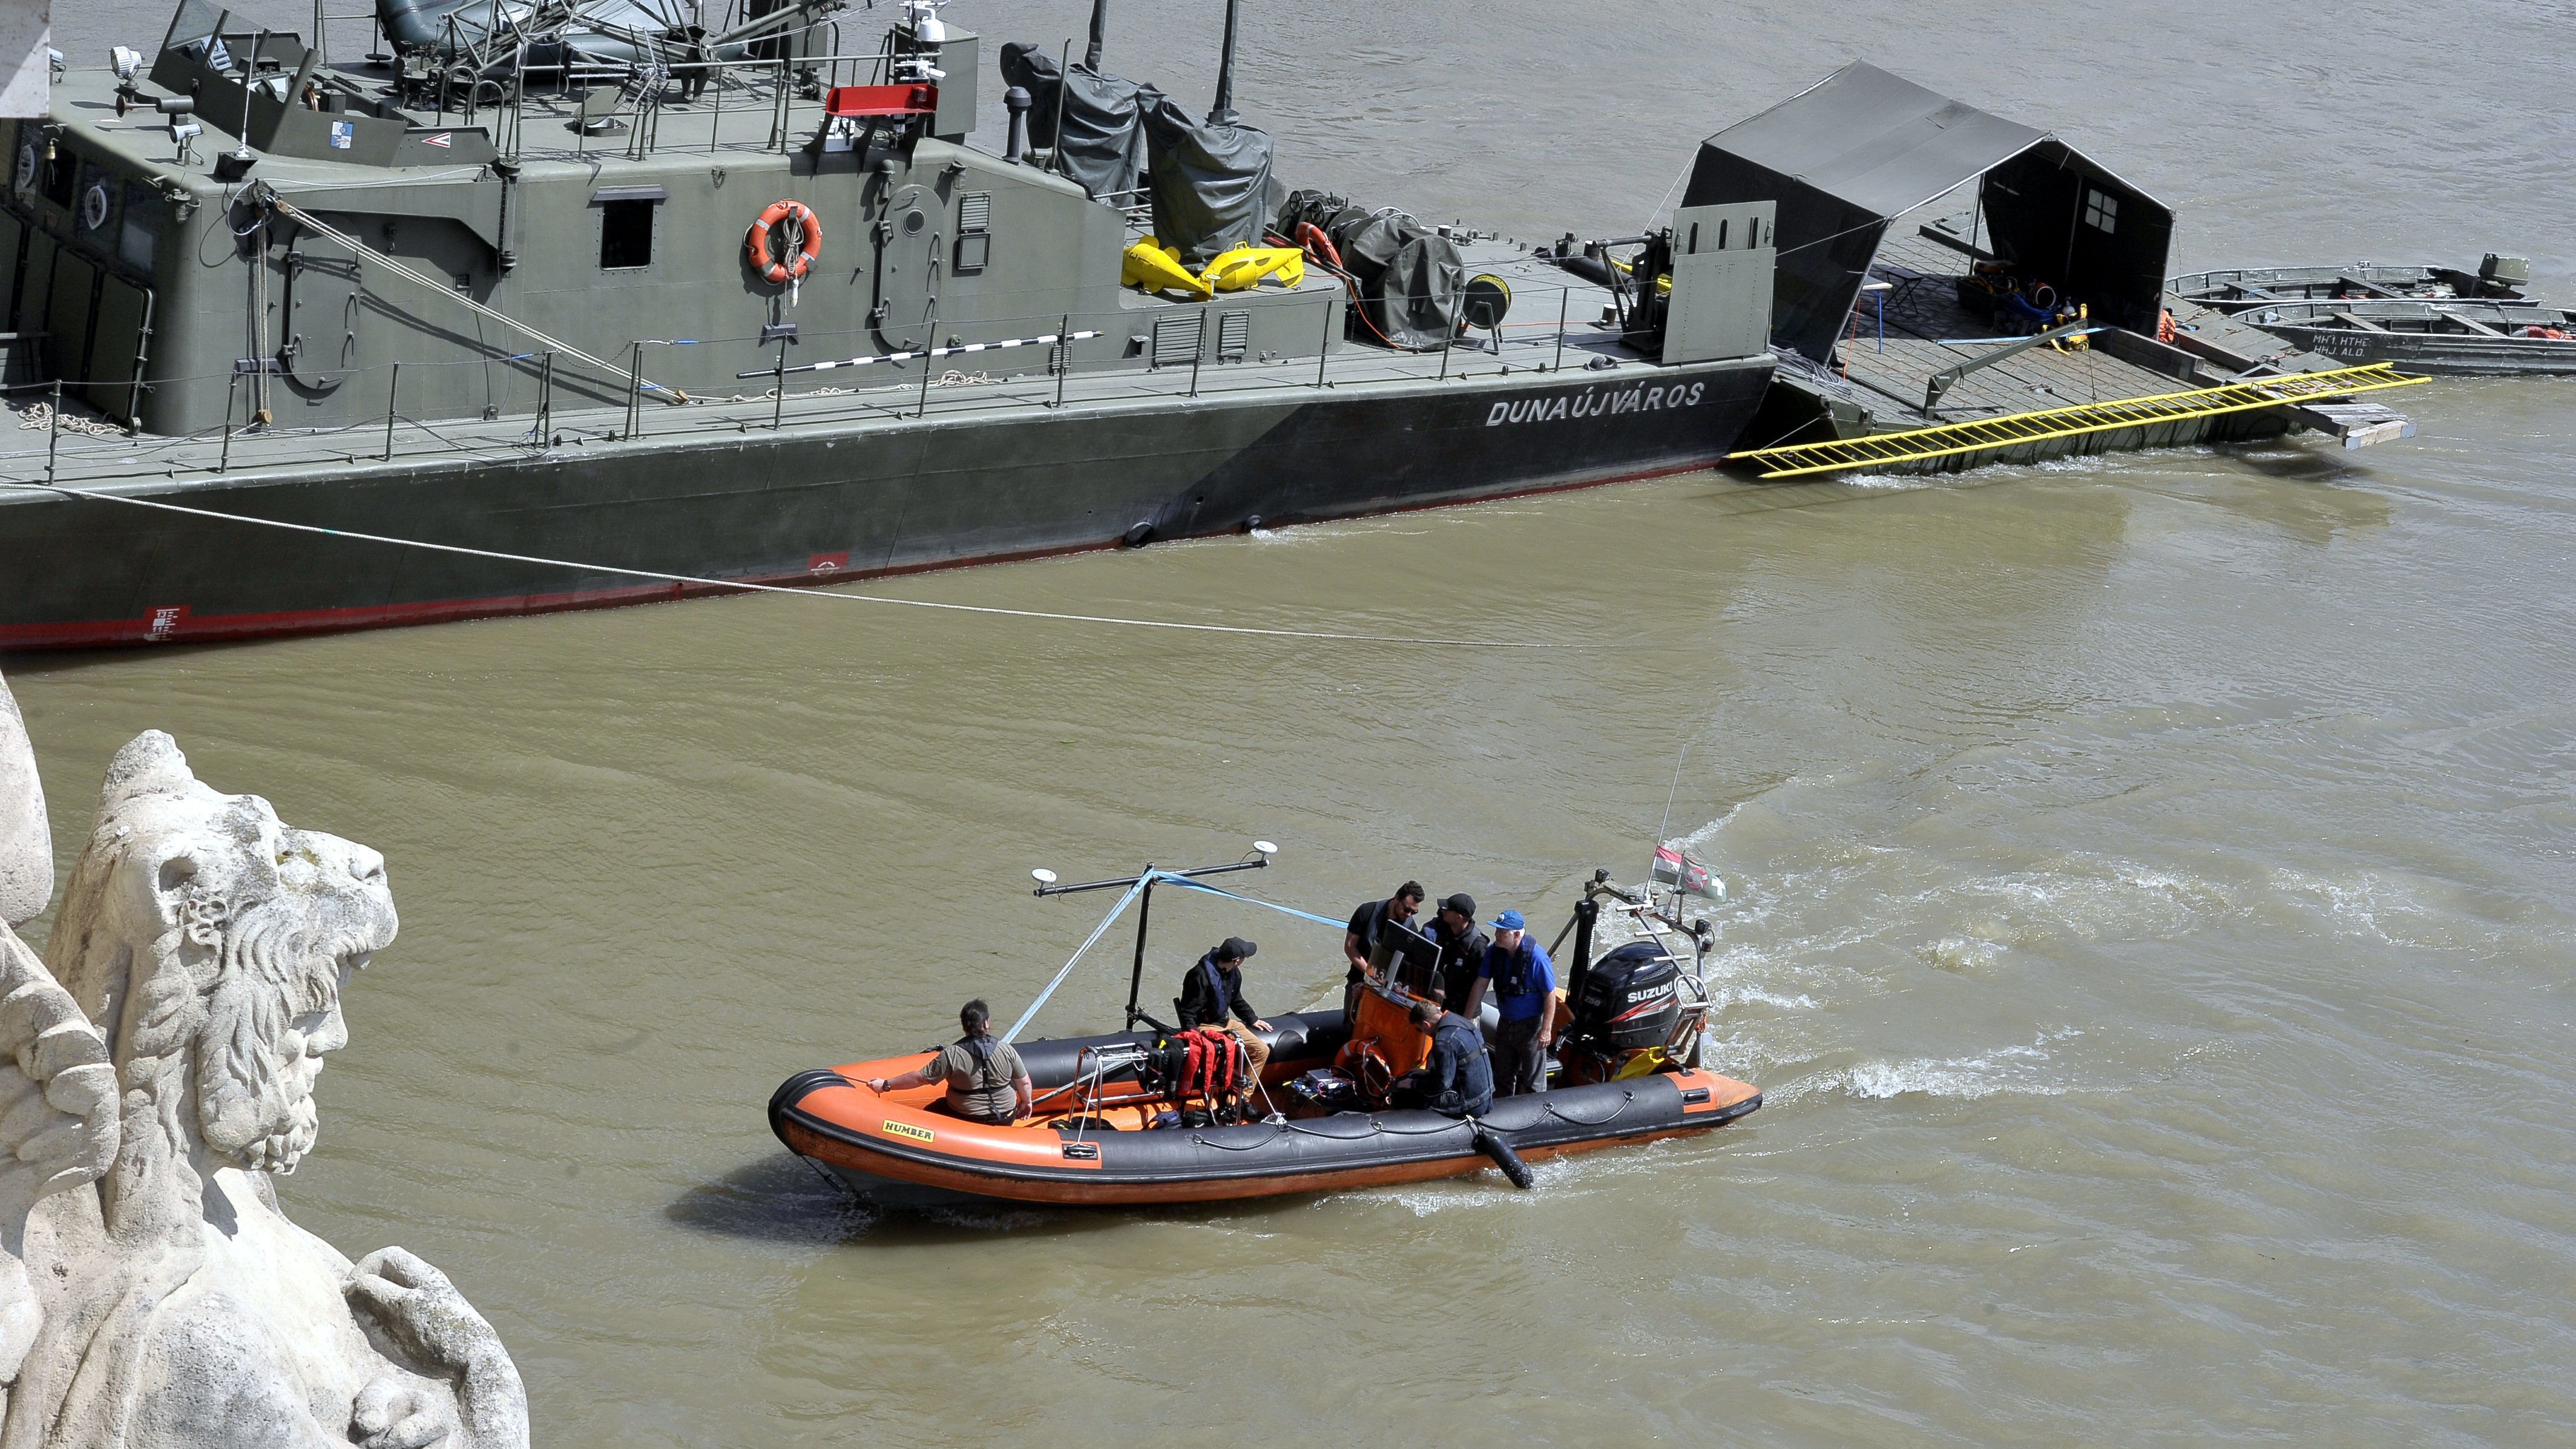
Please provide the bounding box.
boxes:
[1209,0,1240,123]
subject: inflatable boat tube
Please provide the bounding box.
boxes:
[769,1009,1760,1207]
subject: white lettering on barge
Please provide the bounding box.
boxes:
[1486,381,1708,427]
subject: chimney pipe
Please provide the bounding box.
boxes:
[1209,0,1241,124]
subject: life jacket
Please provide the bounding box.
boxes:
[1200,956,1235,1025]
[1175,1027,1242,1103]
[959,1034,1005,1092]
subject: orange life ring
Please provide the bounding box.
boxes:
[747,199,823,284]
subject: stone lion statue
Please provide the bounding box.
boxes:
[0,675,526,1449]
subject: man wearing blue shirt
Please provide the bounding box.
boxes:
[1465,909,1556,1097]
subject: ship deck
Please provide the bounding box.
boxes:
[1821,223,2184,426]
[0,240,1658,491]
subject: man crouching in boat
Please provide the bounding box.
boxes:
[866,1000,1034,1125]
[1178,936,1273,1105]
[1392,999,1495,1117]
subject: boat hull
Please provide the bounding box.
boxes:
[2248,323,2576,376]
[769,1011,1762,1208]
[0,357,1773,650]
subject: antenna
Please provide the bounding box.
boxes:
[1252,839,1278,858]
[1030,867,1059,892]
[1651,740,1687,892]
[1209,0,1241,124]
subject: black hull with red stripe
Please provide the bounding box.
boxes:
[0,356,1772,650]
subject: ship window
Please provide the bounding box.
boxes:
[76,168,115,235]
[599,198,654,269]
[2083,187,2117,234]
[120,180,159,272]
[41,145,77,209]
[1717,218,1728,251]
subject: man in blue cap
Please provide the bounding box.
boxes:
[1465,909,1557,1097]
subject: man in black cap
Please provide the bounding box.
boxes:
[1177,936,1272,1099]
[1423,892,1490,1013]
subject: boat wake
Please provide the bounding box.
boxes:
[1781,1028,2085,1103]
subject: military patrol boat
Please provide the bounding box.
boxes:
[0,0,1779,648]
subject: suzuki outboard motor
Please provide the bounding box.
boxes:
[1569,941,1681,1054]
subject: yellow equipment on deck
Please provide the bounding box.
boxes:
[1730,363,2428,479]
[1203,245,1304,292]
[1122,238,1212,300]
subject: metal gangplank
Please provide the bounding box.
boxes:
[1729,363,2428,479]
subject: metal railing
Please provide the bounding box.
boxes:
[0,285,1640,487]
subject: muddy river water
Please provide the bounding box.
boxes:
[16,0,2576,1443]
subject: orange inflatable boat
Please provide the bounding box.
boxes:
[769,859,1761,1208]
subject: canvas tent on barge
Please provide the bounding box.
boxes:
[1698,64,2417,476]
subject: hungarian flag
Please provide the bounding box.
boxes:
[1651,844,1721,897]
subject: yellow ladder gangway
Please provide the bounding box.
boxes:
[1730,363,2427,479]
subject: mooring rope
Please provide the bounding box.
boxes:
[1155,875,1350,928]
[0,479,1553,649]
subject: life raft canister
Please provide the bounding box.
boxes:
[748,199,823,284]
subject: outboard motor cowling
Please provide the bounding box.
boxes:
[1571,941,1681,1053]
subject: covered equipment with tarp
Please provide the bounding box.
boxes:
[1681,62,2172,361]
[997,43,1152,203]
[1277,191,1464,349]
[1140,93,1275,266]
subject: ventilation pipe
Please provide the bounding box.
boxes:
[1002,85,1032,162]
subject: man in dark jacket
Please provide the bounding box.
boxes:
[1393,999,1494,1117]
[1424,892,1490,1013]
[1342,880,1427,1016]
[1177,936,1272,1101]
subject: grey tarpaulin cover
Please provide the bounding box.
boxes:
[997,43,1149,202]
[1139,92,1275,266]
[1278,190,1463,349]
[1681,62,2172,360]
